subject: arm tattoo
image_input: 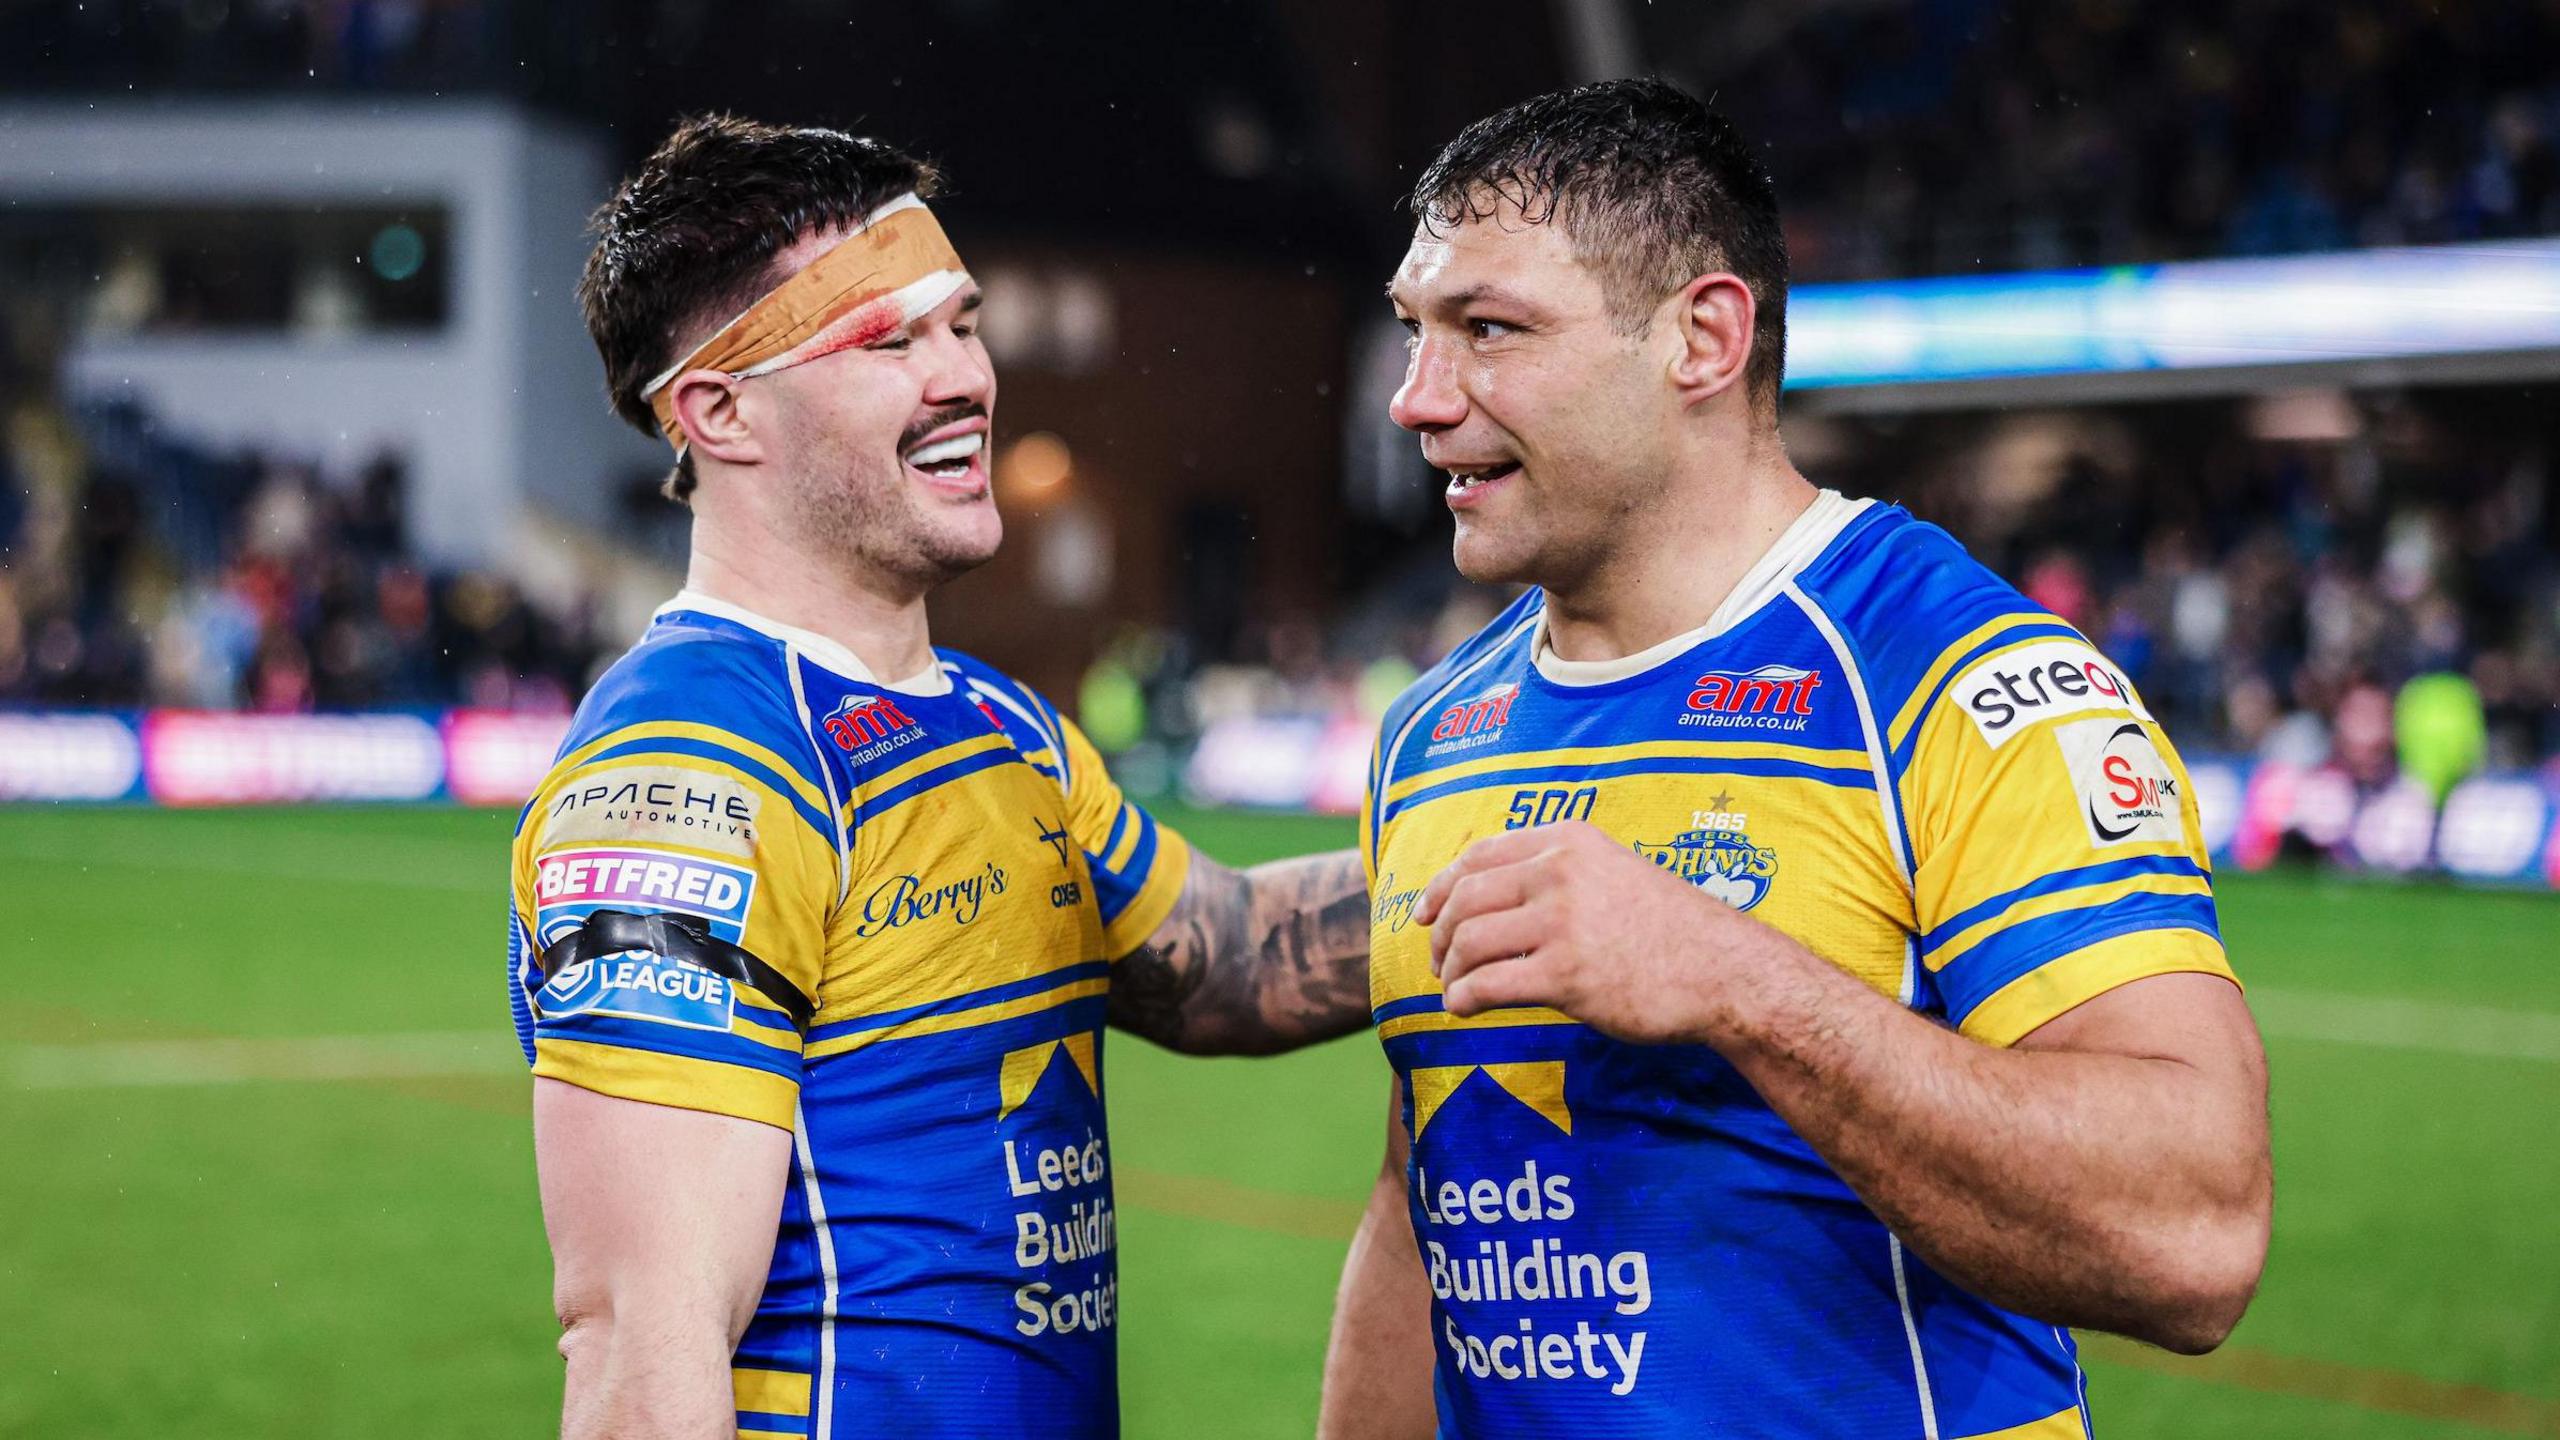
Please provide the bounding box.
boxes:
[1109,848,1372,1055]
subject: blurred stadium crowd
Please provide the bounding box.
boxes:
[0,397,601,713]
[1738,0,2560,278]
[10,383,2554,797]
[14,0,2560,280]
[3,0,2556,800]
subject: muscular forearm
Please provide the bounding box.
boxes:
[559,1306,739,1440]
[1111,849,1371,1055]
[1319,1083,1436,1440]
[1708,943,2268,1350]
[1319,1178,1438,1440]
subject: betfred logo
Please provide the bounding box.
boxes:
[2054,718,2185,847]
[1682,665,1819,731]
[1430,683,1519,744]
[823,693,922,754]
[535,847,755,923]
[1954,640,2152,748]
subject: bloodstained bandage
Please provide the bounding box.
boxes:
[641,193,970,453]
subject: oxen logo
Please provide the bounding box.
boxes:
[1633,823,1778,912]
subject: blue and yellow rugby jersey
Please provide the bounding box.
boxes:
[506,590,1189,1440]
[1364,493,2236,1439]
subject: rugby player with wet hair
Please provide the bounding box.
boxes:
[1321,79,2269,1439]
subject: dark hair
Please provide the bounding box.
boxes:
[1411,78,1789,412]
[579,115,939,502]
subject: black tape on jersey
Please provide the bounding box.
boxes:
[537,908,815,1031]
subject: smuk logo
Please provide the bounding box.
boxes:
[1431,683,1520,744]
[822,693,921,752]
[2054,716,2186,848]
[1687,664,1820,715]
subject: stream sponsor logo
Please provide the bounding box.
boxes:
[1954,640,2151,747]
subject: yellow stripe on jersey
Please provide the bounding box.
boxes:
[733,1368,813,1418]
[1383,738,1873,804]
[533,1037,800,1131]
[1927,872,2214,972]
[1102,827,1191,961]
[727,1002,806,1055]
[1954,1404,2089,1439]
[803,978,1112,1060]
[1104,806,1149,874]
[1885,614,2077,751]
[1377,1004,1577,1042]
[1962,928,2236,1046]
[840,731,1015,816]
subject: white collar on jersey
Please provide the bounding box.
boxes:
[654,588,956,696]
[1531,488,1873,688]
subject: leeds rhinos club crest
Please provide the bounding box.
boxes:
[1633,826,1778,912]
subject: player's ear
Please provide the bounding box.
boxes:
[668,371,764,465]
[1666,272,1754,410]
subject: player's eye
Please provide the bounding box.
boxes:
[1468,318,1515,342]
[868,333,914,352]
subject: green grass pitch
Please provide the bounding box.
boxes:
[1,803,2555,1437]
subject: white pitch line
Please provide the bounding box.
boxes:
[7,1032,520,1089]
[2250,987,2560,1066]
[11,987,2560,1090]
[0,839,494,894]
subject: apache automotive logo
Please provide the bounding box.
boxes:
[1427,682,1520,756]
[1681,664,1820,732]
[1632,820,1778,912]
[822,693,926,762]
[1953,640,2153,748]
[2054,718,2185,847]
[856,861,1009,937]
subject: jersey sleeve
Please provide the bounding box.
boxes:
[1901,635,2236,1046]
[1054,711,1192,959]
[508,655,842,1131]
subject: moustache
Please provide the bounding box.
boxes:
[900,403,989,454]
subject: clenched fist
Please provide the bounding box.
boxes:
[1417,819,1797,1046]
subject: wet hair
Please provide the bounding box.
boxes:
[578,114,939,502]
[1411,78,1789,412]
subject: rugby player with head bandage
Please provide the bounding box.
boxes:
[511,115,1372,1440]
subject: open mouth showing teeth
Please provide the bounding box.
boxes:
[1447,461,1521,491]
[904,432,985,479]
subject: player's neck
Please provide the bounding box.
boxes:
[683,528,938,685]
[1539,444,1817,665]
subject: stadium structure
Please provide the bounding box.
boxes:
[2,3,2555,1438]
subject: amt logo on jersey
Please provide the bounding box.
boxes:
[1428,683,1519,755]
[1683,665,1820,731]
[824,693,926,760]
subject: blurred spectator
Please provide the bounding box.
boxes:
[0,393,603,713]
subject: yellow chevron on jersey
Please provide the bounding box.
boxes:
[1361,494,2227,1439]
[503,592,1190,1439]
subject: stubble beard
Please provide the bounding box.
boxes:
[783,448,995,599]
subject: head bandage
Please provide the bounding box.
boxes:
[640,192,971,454]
